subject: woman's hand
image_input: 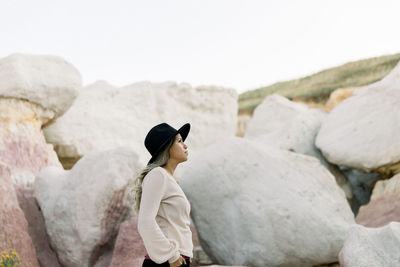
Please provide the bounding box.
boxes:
[169,255,186,267]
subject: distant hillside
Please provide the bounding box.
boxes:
[238,53,400,113]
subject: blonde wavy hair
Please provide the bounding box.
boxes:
[132,136,176,213]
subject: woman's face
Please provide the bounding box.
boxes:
[169,133,188,163]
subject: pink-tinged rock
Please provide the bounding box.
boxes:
[16,188,61,267]
[356,173,400,227]
[0,98,62,187]
[109,216,146,267]
[35,148,142,267]
[0,163,40,267]
[0,53,81,186]
[356,192,400,227]
[110,216,202,267]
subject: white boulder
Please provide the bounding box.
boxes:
[246,94,309,139]
[44,81,237,167]
[246,94,328,158]
[339,222,400,267]
[0,53,81,186]
[34,148,140,267]
[316,62,400,176]
[245,94,353,202]
[0,53,81,117]
[180,137,354,267]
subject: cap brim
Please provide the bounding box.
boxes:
[178,123,190,142]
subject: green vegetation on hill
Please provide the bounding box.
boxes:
[238,53,400,113]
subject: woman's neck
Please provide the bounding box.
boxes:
[162,163,177,177]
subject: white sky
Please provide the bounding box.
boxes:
[1,0,400,94]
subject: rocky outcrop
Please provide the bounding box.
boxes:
[0,163,40,267]
[180,137,354,267]
[245,94,353,203]
[0,53,81,187]
[34,148,141,267]
[339,222,400,266]
[316,62,400,177]
[44,81,238,168]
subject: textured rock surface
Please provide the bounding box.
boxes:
[34,148,141,267]
[245,94,311,139]
[356,173,400,227]
[16,188,61,267]
[245,94,353,202]
[44,81,237,167]
[0,53,81,117]
[0,53,80,186]
[316,62,400,176]
[339,222,400,266]
[356,192,400,228]
[110,216,203,267]
[0,163,40,267]
[0,98,61,186]
[109,216,146,267]
[193,246,213,266]
[180,137,354,267]
[370,172,400,200]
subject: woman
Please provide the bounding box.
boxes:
[134,122,193,267]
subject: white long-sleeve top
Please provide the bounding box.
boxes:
[137,166,193,264]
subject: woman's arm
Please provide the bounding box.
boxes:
[137,169,180,264]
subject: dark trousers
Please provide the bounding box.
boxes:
[142,258,190,267]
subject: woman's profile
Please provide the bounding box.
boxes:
[133,122,193,267]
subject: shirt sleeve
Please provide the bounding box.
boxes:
[137,169,181,264]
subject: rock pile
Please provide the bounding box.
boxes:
[43,80,238,168]
[1,53,399,267]
[180,137,354,266]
